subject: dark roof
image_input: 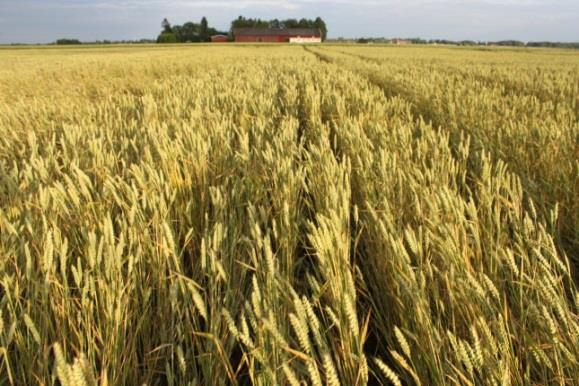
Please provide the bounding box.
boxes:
[233,28,321,37]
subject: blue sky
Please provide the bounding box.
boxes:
[0,0,577,43]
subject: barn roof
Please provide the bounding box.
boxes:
[233,28,321,37]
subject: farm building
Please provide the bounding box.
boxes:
[392,38,411,45]
[232,28,322,43]
[211,34,229,43]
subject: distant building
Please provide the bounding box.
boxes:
[232,28,322,43]
[289,36,322,44]
[211,35,229,43]
[392,39,411,45]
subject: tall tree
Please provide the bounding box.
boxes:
[314,17,327,41]
[200,17,209,41]
[161,18,172,33]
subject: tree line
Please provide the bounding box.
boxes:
[157,16,328,43]
[157,17,228,43]
[231,16,327,41]
[354,37,579,49]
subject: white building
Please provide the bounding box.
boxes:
[289,36,322,44]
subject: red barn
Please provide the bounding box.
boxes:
[233,28,322,43]
[211,35,229,43]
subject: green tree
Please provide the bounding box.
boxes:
[314,17,327,41]
[269,19,281,29]
[298,18,310,28]
[283,18,299,28]
[232,16,246,28]
[200,17,209,41]
[161,18,172,33]
[56,38,82,45]
[157,32,177,43]
[179,22,200,42]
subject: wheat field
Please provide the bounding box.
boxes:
[0,44,578,385]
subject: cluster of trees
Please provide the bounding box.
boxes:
[527,41,579,49]
[87,39,156,44]
[354,37,579,49]
[156,16,328,43]
[54,38,159,45]
[231,16,328,41]
[157,17,227,43]
[56,38,82,45]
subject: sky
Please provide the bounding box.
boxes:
[0,0,578,44]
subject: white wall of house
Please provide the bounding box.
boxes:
[289,37,322,44]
